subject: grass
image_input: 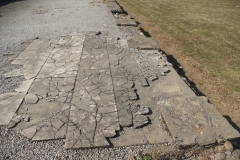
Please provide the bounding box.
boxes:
[117,0,240,127]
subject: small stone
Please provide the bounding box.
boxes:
[160,72,166,76]
[214,153,225,160]
[225,151,231,156]
[227,149,240,160]
[215,145,226,153]
[24,116,30,122]
[25,93,39,104]
[224,141,234,152]
[217,138,224,144]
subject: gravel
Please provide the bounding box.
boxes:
[0,126,155,160]
[0,0,123,53]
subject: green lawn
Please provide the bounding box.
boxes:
[117,0,240,125]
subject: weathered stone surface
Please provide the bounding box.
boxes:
[133,115,149,129]
[157,102,197,146]
[4,39,52,80]
[25,93,39,104]
[7,115,23,129]
[107,39,150,128]
[156,96,240,146]
[118,26,144,38]
[115,19,137,26]
[226,149,240,160]
[214,153,226,160]
[133,50,170,81]
[21,109,69,141]
[136,106,150,115]
[143,121,173,144]
[0,92,26,125]
[127,37,160,50]
[2,31,239,150]
[64,32,119,149]
[15,79,35,92]
[224,141,234,152]
[201,100,240,140]
[37,33,84,78]
[110,127,148,147]
[157,80,182,93]
[107,2,124,13]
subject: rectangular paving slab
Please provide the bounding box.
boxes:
[115,19,138,26]
[127,37,160,50]
[107,2,124,13]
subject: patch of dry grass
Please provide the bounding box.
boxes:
[117,0,240,127]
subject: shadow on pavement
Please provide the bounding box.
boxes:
[0,0,23,8]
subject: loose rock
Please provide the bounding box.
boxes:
[224,141,234,152]
[25,93,39,104]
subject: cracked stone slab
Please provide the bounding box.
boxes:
[64,33,119,149]
[118,26,144,38]
[115,19,138,26]
[133,50,171,81]
[4,39,35,61]
[67,68,119,148]
[28,77,75,102]
[2,30,238,150]
[109,127,148,147]
[156,96,240,146]
[127,37,160,50]
[21,106,69,141]
[37,33,84,78]
[133,115,149,129]
[156,100,197,146]
[107,2,124,13]
[136,105,150,115]
[142,116,173,144]
[4,39,53,80]
[8,114,24,129]
[107,38,150,128]
[0,92,26,125]
[16,100,63,131]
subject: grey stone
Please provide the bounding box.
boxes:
[0,92,26,125]
[133,115,149,129]
[215,145,226,153]
[103,130,116,138]
[224,141,234,152]
[226,150,240,160]
[127,37,160,50]
[7,117,22,129]
[24,116,30,122]
[214,153,226,160]
[143,123,173,144]
[25,93,39,104]
[202,101,240,140]
[118,26,143,37]
[225,151,232,156]
[157,104,197,146]
[115,19,137,26]
[135,106,150,115]
[107,2,124,13]
[32,126,58,141]
[21,126,38,139]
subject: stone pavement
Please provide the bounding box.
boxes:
[0,0,239,150]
